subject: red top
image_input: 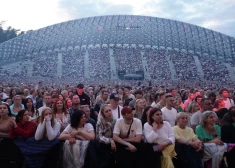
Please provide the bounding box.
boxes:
[10,121,37,139]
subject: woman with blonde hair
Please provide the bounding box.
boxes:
[96,104,116,168]
[187,101,200,127]
[133,98,146,119]
[35,107,60,141]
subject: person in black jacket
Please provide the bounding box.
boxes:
[221,109,235,168]
[221,109,235,143]
[76,84,90,106]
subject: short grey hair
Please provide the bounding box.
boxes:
[176,112,189,122]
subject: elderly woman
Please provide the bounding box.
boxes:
[195,111,227,168]
[59,110,95,168]
[96,104,116,168]
[173,112,203,168]
[144,108,176,168]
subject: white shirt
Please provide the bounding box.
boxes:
[38,105,47,116]
[144,121,175,144]
[161,107,177,127]
[97,105,123,120]
[111,105,123,120]
[224,98,234,110]
[113,118,142,139]
[151,102,157,108]
[35,120,60,141]
[63,123,94,134]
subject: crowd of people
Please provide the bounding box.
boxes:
[198,56,231,82]
[170,50,199,80]
[62,49,85,78]
[145,48,171,80]
[31,52,58,77]
[114,48,143,73]
[1,81,235,168]
[88,48,111,78]
[1,48,234,83]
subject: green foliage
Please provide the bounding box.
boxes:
[0,21,25,43]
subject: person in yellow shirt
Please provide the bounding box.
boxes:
[173,112,203,168]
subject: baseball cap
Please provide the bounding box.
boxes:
[121,106,133,115]
[109,93,120,101]
[77,84,84,89]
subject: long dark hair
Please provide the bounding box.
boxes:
[148,108,163,125]
[141,106,152,125]
[70,110,85,129]
[23,98,35,116]
[16,109,27,123]
[0,103,12,117]
[221,110,235,126]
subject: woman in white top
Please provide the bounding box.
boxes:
[143,108,176,168]
[35,107,60,141]
[59,110,95,168]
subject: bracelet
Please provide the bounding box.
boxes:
[186,140,189,145]
[125,141,129,146]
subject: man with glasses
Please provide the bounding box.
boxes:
[161,94,177,127]
[191,98,214,131]
[80,105,96,130]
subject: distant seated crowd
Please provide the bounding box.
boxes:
[1,83,235,168]
[114,48,143,73]
[62,49,85,78]
[199,57,231,82]
[30,52,58,77]
[88,48,111,78]
[145,49,171,80]
[1,48,234,82]
[170,51,199,80]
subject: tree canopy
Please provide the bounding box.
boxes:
[0,21,25,43]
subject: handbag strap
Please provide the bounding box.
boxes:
[126,119,134,138]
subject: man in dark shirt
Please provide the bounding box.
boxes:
[76,84,90,106]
